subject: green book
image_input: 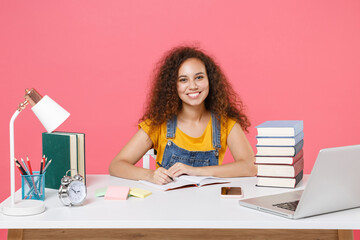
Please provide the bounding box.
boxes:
[42,132,86,189]
[55,132,86,184]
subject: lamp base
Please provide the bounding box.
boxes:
[2,200,45,216]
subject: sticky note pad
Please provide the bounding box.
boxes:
[129,187,152,198]
[95,187,107,197]
[105,186,130,200]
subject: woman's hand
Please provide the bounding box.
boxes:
[149,167,174,185]
[168,162,198,178]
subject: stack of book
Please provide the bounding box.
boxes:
[255,120,304,188]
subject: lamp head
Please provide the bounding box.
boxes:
[17,88,42,111]
[18,88,70,132]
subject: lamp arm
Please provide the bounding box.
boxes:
[10,110,20,206]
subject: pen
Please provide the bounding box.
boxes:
[156,161,174,181]
[42,159,52,172]
[26,156,33,175]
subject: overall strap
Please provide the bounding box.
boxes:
[211,112,222,150]
[166,113,221,150]
[166,115,177,139]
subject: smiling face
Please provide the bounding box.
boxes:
[177,58,209,108]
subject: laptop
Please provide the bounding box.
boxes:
[239,145,360,219]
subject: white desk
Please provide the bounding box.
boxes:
[1,175,358,240]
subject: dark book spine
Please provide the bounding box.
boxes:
[294,140,304,155]
[294,170,304,187]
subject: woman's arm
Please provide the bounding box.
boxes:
[109,129,173,184]
[168,123,257,178]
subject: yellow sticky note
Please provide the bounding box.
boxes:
[130,188,152,198]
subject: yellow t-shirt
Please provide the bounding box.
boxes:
[139,116,237,165]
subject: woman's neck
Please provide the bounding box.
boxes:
[178,104,209,123]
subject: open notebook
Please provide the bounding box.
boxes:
[139,175,229,191]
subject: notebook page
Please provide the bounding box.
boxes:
[139,177,196,191]
[179,175,229,186]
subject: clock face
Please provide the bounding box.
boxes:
[68,180,86,204]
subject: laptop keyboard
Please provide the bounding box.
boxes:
[272,200,299,212]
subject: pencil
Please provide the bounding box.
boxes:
[21,158,30,175]
[15,161,31,199]
[16,159,40,198]
[42,159,52,172]
[23,158,40,196]
[156,161,163,168]
[156,161,174,181]
[40,155,45,174]
[39,158,49,197]
[15,159,27,175]
[26,156,33,175]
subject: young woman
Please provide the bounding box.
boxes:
[109,46,257,184]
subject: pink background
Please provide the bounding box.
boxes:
[1,0,359,238]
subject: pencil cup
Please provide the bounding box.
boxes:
[21,171,45,201]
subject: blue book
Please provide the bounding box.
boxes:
[256,131,304,146]
[256,140,304,157]
[256,120,303,137]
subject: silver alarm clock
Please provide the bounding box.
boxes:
[58,169,87,207]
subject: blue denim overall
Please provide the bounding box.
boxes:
[161,113,221,169]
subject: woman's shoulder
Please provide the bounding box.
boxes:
[218,115,237,135]
[138,119,152,131]
[218,114,237,125]
[138,118,167,133]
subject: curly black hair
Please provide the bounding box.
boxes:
[140,46,250,132]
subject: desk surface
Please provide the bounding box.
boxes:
[1,175,359,230]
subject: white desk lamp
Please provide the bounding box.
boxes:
[2,88,70,216]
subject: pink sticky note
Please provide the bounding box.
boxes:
[104,186,130,200]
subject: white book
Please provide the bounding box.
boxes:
[139,175,229,191]
[255,150,303,164]
[256,140,303,157]
[256,158,304,177]
[256,120,303,137]
[256,132,304,146]
[256,171,303,188]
